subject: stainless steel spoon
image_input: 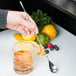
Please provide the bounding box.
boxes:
[46,56,58,73]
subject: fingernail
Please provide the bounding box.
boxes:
[31,32,34,36]
[27,31,30,35]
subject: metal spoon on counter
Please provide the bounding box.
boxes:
[46,56,58,73]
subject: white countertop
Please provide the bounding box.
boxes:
[0,23,76,76]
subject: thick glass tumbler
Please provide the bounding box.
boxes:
[12,41,34,74]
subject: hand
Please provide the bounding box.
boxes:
[6,11,39,35]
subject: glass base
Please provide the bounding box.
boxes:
[14,68,33,74]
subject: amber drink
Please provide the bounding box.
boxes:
[13,42,34,74]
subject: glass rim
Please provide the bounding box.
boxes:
[12,41,34,52]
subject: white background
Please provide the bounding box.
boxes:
[0,24,76,76]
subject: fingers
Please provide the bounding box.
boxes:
[22,28,35,36]
[16,24,35,36]
[20,12,39,34]
[24,28,30,35]
[33,26,39,34]
[21,19,39,35]
[16,25,29,35]
[29,29,34,36]
[18,12,39,35]
[26,14,39,34]
[16,24,26,35]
